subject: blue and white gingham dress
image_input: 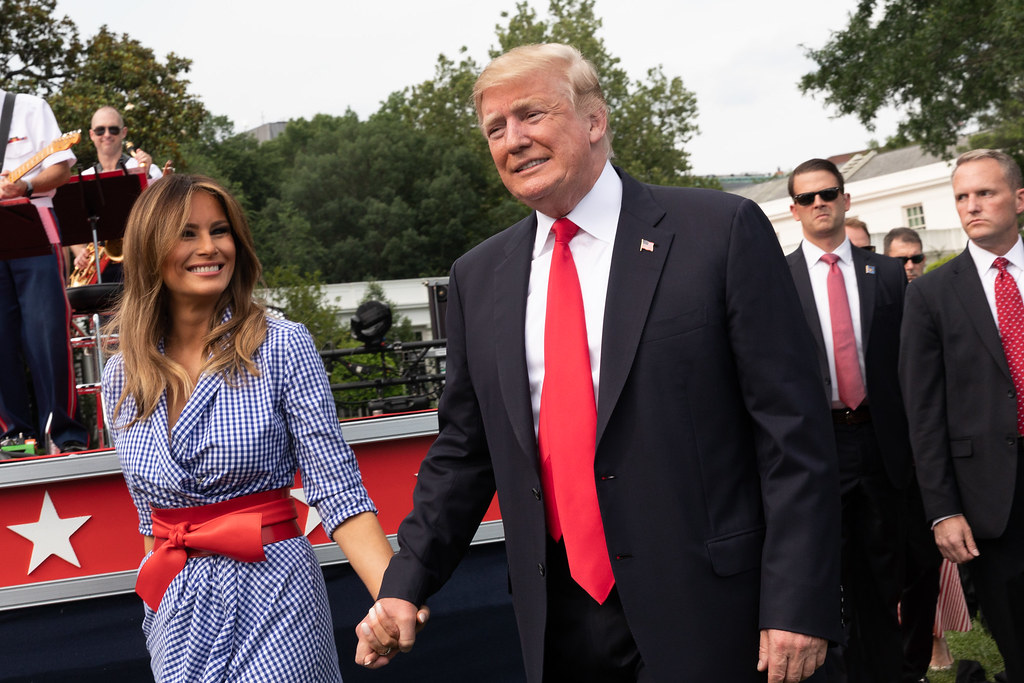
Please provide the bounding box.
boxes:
[102,315,376,682]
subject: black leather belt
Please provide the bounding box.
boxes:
[832,405,871,425]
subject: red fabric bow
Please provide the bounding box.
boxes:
[138,512,266,610]
[136,488,298,610]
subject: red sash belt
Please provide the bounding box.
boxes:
[137,487,301,610]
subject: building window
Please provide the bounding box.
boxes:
[905,204,926,229]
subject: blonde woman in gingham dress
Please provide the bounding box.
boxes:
[102,174,399,682]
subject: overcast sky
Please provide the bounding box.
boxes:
[55,0,900,177]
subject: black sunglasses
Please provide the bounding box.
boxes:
[92,126,122,136]
[793,187,841,206]
[896,254,925,265]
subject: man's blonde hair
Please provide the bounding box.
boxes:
[473,43,612,157]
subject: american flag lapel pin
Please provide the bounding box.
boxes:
[640,239,655,253]
[865,265,876,274]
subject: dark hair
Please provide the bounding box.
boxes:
[789,158,845,197]
[883,227,923,255]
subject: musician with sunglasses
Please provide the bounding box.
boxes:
[84,106,168,180]
[786,158,913,683]
[884,227,927,282]
[0,88,89,454]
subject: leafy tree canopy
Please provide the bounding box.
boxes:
[0,0,80,96]
[800,0,1024,159]
[1,3,208,172]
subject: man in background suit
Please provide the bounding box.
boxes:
[845,217,873,250]
[883,225,942,682]
[900,148,1024,681]
[356,44,841,682]
[786,159,912,682]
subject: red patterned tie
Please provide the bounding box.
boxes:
[537,217,614,604]
[994,257,1024,435]
[821,253,866,409]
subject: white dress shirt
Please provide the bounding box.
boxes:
[525,161,622,436]
[967,236,1024,329]
[1,90,76,210]
[800,238,867,406]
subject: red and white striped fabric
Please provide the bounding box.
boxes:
[934,558,972,635]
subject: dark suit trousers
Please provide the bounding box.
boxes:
[900,479,942,683]
[825,420,906,683]
[542,537,647,682]
[971,446,1024,683]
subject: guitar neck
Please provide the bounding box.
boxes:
[7,131,81,184]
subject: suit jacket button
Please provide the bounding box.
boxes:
[532,487,541,500]
[538,563,545,577]
[1009,389,1016,398]
[1009,438,1017,447]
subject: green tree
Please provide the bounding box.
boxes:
[800,0,1024,159]
[0,0,80,96]
[263,265,346,349]
[49,27,208,171]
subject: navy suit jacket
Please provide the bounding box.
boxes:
[899,248,1021,538]
[787,245,913,488]
[380,168,842,681]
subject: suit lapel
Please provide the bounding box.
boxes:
[786,247,830,393]
[852,247,876,347]
[950,250,1012,380]
[494,216,539,459]
[596,173,671,446]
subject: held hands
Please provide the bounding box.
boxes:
[757,629,827,682]
[355,598,429,669]
[933,515,980,564]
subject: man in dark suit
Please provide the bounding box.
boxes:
[356,44,841,682]
[786,159,912,682]
[900,148,1024,681]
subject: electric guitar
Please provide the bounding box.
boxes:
[4,130,81,185]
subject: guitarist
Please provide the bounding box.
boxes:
[0,89,88,454]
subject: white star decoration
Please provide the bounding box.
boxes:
[8,491,91,573]
[290,488,322,536]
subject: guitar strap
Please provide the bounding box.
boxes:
[0,92,17,171]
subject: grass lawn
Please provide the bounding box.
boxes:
[927,619,1005,683]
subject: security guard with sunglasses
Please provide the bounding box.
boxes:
[785,158,913,683]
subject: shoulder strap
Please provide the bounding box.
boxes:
[0,92,17,170]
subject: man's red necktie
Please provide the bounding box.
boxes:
[537,217,614,604]
[994,257,1024,436]
[821,253,866,409]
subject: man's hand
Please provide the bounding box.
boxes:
[757,629,827,682]
[354,598,429,669]
[0,173,28,199]
[133,148,153,170]
[933,515,979,564]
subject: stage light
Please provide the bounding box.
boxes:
[351,300,392,346]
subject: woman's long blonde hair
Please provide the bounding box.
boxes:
[108,174,267,425]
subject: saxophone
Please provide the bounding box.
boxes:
[68,240,124,287]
